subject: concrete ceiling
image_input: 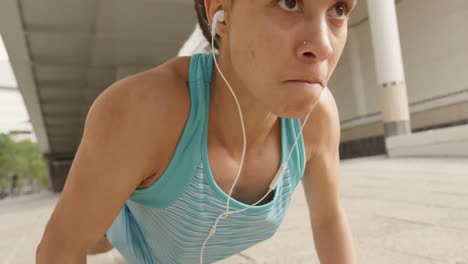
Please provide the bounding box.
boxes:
[0,0,197,159]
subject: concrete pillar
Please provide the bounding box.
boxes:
[347,27,367,116]
[366,0,411,137]
[44,154,72,192]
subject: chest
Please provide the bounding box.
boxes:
[206,139,283,206]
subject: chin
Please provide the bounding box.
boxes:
[276,93,322,119]
[275,102,316,119]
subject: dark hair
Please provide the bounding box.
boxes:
[194,0,222,50]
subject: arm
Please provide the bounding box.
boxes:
[36,72,180,263]
[86,235,114,255]
[301,88,356,264]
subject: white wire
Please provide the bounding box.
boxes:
[200,32,325,264]
[209,34,248,213]
[200,32,248,264]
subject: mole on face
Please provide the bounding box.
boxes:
[249,48,256,60]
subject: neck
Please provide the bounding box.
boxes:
[208,50,280,160]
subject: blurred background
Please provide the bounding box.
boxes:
[0,0,467,263]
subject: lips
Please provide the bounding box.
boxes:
[284,80,323,89]
[287,80,321,84]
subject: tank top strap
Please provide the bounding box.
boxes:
[281,118,307,189]
[129,53,214,208]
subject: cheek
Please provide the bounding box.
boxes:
[230,32,278,87]
[248,32,284,79]
[229,14,289,88]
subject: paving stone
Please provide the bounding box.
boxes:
[1,156,467,263]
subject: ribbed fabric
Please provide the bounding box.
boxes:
[106,52,307,263]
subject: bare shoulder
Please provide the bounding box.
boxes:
[300,88,343,226]
[102,56,191,114]
[302,87,341,163]
[93,55,193,182]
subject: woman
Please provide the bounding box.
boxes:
[37,0,357,263]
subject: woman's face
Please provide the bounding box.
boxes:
[222,0,356,118]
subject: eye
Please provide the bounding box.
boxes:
[328,2,350,20]
[277,0,301,13]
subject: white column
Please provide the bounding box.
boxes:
[347,28,367,116]
[367,0,411,137]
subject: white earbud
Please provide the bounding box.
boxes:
[211,10,225,37]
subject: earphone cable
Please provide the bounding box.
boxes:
[201,17,324,263]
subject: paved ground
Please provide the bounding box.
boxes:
[1,155,467,264]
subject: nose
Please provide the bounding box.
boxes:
[297,19,333,63]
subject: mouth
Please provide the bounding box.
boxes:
[284,80,323,89]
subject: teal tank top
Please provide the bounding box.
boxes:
[106,52,307,263]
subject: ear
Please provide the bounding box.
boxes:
[204,0,229,38]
